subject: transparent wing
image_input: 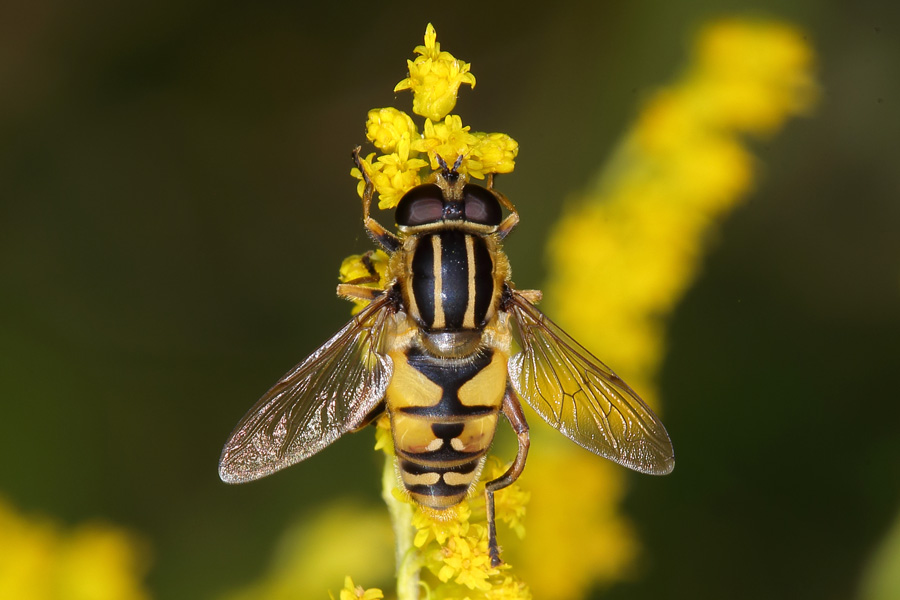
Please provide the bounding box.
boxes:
[507,291,674,475]
[219,295,394,483]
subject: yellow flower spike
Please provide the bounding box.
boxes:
[527,17,817,600]
[366,108,420,153]
[395,24,476,121]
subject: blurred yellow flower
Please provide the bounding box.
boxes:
[394,24,476,122]
[523,18,817,600]
[337,576,385,600]
[222,502,393,600]
[0,496,150,600]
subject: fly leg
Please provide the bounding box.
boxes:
[486,385,530,567]
[337,250,385,301]
[486,176,519,240]
[353,147,401,253]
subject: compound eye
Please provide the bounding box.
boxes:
[396,184,444,226]
[463,184,503,225]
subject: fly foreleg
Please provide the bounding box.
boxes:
[352,146,401,253]
[486,384,530,567]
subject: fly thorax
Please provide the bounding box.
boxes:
[404,230,496,333]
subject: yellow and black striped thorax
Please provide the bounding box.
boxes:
[403,230,497,332]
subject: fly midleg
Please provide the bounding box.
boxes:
[486,384,530,567]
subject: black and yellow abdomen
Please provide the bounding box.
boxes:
[386,345,509,509]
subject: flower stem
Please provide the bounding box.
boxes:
[382,448,419,600]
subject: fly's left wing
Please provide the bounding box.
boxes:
[506,290,674,475]
[219,294,394,484]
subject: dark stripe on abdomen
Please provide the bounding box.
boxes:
[400,458,481,497]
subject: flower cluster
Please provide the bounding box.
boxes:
[338,250,390,314]
[350,24,518,210]
[375,418,532,600]
[335,576,384,600]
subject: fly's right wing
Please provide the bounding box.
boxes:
[507,291,674,475]
[219,294,394,484]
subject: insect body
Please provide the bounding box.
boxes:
[218,150,674,565]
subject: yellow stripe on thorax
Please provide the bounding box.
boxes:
[431,235,445,329]
[463,234,477,328]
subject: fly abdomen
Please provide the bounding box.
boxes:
[385,343,509,509]
[407,230,495,331]
[399,456,484,509]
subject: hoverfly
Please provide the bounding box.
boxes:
[219,149,674,565]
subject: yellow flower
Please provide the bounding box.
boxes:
[350,25,517,210]
[338,576,384,600]
[468,132,519,179]
[693,18,818,133]
[394,24,476,121]
[483,576,533,600]
[411,115,479,171]
[0,496,150,600]
[338,250,390,313]
[432,530,496,591]
[366,108,419,153]
[412,502,471,549]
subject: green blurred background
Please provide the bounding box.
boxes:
[2,1,899,599]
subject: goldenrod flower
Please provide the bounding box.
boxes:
[351,24,517,210]
[394,24,476,122]
[339,250,390,313]
[338,576,384,600]
[410,115,479,172]
[366,108,419,153]
[0,496,150,600]
[469,132,519,178]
